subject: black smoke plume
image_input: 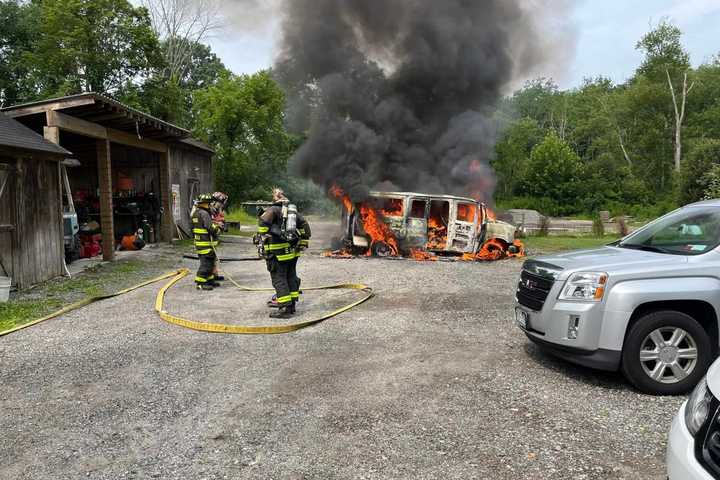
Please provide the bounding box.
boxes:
[274,0,572,202]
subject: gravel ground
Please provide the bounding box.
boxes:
[0,224,683,479]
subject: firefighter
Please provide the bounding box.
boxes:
[192,193,222,290]
[258,188,310,318]
[209,192,229,282]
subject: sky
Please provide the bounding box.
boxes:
[205,0,720,91]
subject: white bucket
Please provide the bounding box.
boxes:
[0,276,11,303]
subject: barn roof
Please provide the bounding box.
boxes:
[2,92,189,140]
[0,113,70,156]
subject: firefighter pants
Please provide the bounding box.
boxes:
[266,257,299,305]
[196,252,216,284]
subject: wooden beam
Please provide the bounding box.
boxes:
[47,110,107,139]
[158,150,174,242]
[43,125,65,274]
[96,139,115,261]
[43,126,60,145]
[82,111,128,122]
[107,128,167,153]
[4,96,96,118]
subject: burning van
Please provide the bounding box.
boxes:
[332,190,522,260]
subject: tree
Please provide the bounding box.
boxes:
[120,40,228,126]
[143,0,222,81]
[523,133,583,212]
[636,20,692,171]
[193,71,294,201]
[636,20,690,81]
[27,0,161,96]
[509,78,562,130]
[0,1,39,106]
[679,139,720,204]
[492,117,543,198]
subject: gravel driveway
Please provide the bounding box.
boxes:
[0,224,682,479]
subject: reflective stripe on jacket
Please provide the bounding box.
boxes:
[192,207,220,255]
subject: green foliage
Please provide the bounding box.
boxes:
[26,0,160,96]
[493,118,543,198]
[119,40,230,126]
[702,164,720,200]
[679,139,720,204]
[635,20,690,81]
[0,0,39,105]
[193,71,293,202]
[522,133,582,213]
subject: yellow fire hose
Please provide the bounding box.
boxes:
[0,268,374,337]
[0,270,181,337]
[155,269,374,334]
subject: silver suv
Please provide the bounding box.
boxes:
[514,200,720,395]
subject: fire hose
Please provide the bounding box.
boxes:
[0,269,374,337]
[158,245,373,334]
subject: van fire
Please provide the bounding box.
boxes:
[328,187,524,261]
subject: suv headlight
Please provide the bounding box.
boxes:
[558,272,608,302]
[685,377,714,436]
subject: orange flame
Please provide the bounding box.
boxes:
[330,185,354,213]
[359,204,399,256]
[409,248,437,261]
[462,239,525,262]
[426,216,447,250]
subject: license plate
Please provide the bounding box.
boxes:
[515,308,529,329]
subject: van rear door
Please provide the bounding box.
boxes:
[405,197,428,248]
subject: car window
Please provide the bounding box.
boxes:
[409,200,426,219]
[619,206,720,255]
[380,198,403,217]
[456,203,476,222]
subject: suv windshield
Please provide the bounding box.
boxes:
[618,206,720,255]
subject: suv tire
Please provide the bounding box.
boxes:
[621,310,712,395]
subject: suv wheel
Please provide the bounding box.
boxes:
[621,310,712,395]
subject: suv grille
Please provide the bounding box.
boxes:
[516,270,554,311]
[697,399,720,476]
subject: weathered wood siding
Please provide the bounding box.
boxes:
[0,158,16,281]
[4,155,63,288]
[168,144,213,235]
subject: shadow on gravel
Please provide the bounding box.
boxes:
[523,342,635,393]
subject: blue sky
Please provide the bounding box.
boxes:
[207,0,720,91]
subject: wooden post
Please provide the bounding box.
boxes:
[96,139,115,260]
[44,126,65,274]
[159,149,173,242]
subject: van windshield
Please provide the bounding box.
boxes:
[618,206,720,255]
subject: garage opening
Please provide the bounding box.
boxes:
[60,130,163,260]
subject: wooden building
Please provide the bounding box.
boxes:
[2,93,214,267]
[0,114,71,289]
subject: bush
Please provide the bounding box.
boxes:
[702,164,720,200]
[592,214,605,237]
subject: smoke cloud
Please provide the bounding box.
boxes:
[274,0,575,202]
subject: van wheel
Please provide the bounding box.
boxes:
[621,310,712,395]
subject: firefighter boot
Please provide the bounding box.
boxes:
[289,300,296,314]
[267,294,280,308]
[196,283,214,291]
[269,305,293,319]
[214,275,225,281]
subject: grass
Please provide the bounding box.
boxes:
[0,299,63,332]
[522,235,619,255]
[0,258,174,333]
[225,208,257,225]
